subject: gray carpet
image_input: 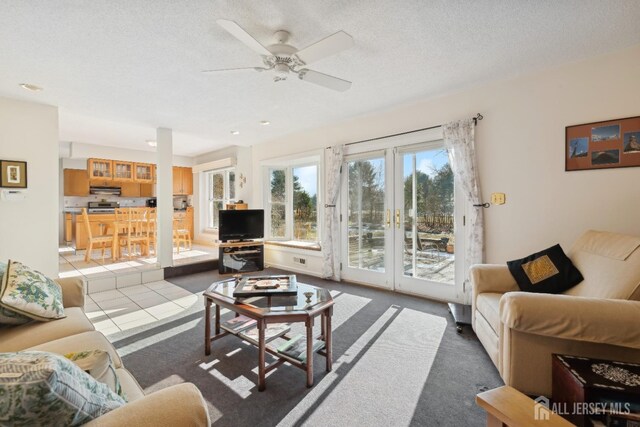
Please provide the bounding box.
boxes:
[112,268,502,426]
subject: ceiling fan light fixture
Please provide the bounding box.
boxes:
[274,63,289,81]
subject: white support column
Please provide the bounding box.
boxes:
[156,128,173,268]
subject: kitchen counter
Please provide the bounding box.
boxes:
[64,207,149,214]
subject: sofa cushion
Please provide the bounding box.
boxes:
[507,244,583,294]
[0,307,94,352]
[0,262,31,325]
[27,331,123,369]
[475,292,502,334]
[0,260,65,321]
[65,350,124,400]
[115,368,145,402]
[566,230,640,300]
[0,351,125,426]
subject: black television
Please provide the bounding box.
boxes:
[219,209,264,242]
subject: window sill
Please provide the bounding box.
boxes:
[265,240,322,252]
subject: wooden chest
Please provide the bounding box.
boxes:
[552,354,640,427]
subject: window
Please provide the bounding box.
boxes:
[266,162,319,242]
[206,169,235,229]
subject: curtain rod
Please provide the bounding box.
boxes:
[326,113,483,149]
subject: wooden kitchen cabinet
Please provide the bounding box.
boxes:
[88,158,156,184]
[88,159,113,183]
[134,163,154,183]
[140,183,155,197]
[63,169,90,196]
[120,182,141,197]
[183,167,193,195]
[113,160,134,181]
[64,213,73,244]
[172,166,184,194]
[172,166,193,195]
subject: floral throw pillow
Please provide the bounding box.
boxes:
[0,260,65,321]
[0,351,125,426]
[0,262,31,325]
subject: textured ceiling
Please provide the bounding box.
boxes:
[1,0,639,156]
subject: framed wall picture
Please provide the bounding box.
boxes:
[566,115,640,171]
[0,160,28,188]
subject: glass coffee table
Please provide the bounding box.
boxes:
[204,276,334,391]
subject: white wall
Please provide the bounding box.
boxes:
[0,97,59,276]
[251,44,640,274]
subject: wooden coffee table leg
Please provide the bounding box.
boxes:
[306,318,314,387]
[325,308,332,372]
[258,319,266,392]
[215,304,221,335]
[204,299,211,356]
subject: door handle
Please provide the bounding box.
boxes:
[395,209,401,229]
[386,209,391,228]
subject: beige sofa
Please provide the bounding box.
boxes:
[471,230,640,397]
[0,277,210,426]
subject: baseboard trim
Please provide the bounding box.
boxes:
[263,261,323,278]
[164,259,218,278]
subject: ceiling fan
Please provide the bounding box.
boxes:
[203,19,354,92]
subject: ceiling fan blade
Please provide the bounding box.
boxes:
[216,19,273,57]
[201,66,267,73]
[295,31,354,65]
[298,69,352,92]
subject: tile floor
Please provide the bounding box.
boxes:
[84,281,200,336]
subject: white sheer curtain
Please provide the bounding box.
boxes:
[443,118,484,302]
[321,145,344,280]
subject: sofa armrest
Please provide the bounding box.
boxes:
[85,383,210,427]
[500,292,640,349]
[54,277,85,308]
[470,264,519,296]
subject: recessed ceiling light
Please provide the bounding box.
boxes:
[260,120,270,126]
[19,83,43,92]
[231,130,240,135]
[146,140,157,147]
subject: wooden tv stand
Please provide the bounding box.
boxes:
[218,240,264,274]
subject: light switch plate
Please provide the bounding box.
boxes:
[491,192,506,205]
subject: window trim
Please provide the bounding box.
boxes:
[263,155,322,243]
[204,167,235,231]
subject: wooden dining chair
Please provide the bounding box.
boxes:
[115,208,150,259]
[81,208,116,262]
[173,212,192,254]
[145,208,157,255]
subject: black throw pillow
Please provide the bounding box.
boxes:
[507,244,583,294]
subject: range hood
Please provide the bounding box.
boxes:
[89,186,121,196]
